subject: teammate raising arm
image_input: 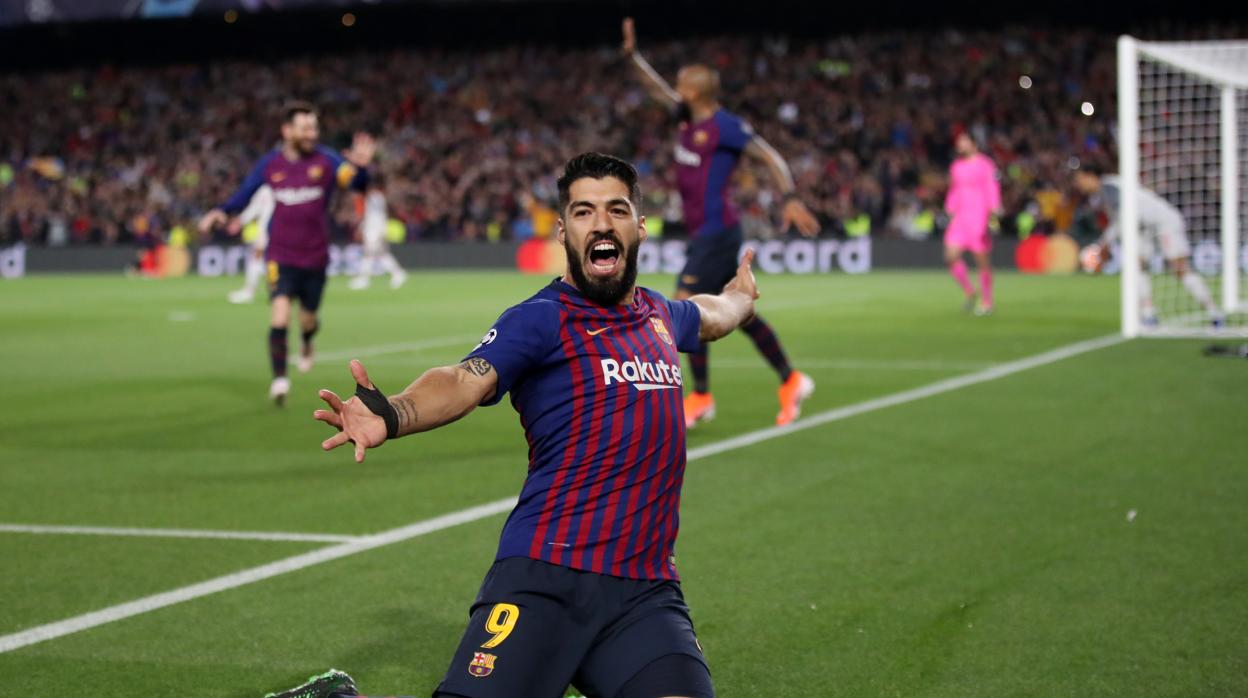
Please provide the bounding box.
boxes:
[622,16,816,428]
[623,17,818,238]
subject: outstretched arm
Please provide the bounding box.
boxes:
[743,137,820,237]
[622,17,681,109]
[690,249,759,342]
[200,155,271,234]
[314,357,498,462]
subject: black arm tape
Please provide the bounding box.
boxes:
[354,383,399,440]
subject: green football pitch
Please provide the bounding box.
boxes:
[1,270,1244,697]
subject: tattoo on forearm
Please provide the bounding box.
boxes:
[460,357,495,377]
[389,396,419,434]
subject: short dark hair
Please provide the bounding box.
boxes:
[282,100,318,125]
[1078,161,1106,177]
[557,152,642,213]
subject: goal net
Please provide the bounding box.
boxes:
[1117,37,1248,337]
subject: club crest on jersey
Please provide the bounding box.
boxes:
[693,129,709,146]
[307,165,324,180]
[468,652,497,678]
[650,317,673,345]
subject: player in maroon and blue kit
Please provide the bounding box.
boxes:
[623,18,821,428]
[267,154,758,698]
[199,101,375,405]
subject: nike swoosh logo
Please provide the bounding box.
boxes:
[586,327,611,336]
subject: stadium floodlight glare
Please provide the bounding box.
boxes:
[1118,36,1248,337]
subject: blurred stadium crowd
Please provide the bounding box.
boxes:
[0,24,1234,247]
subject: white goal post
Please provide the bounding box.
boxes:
[1117,37,1248,338]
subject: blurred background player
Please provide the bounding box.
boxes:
[944,132,1001,316]
[348,173,407,291]
[198,101,374,405]
[225,183,274,304]
[1074,163,1224,327]
[622,17,819,428]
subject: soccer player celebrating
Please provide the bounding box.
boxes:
[622,17,818,428]
[199,101,374,405]
[943,131,1001,316]
[271,154,754,698]
[1074,163,1224,327]
[226,183,274,305]
[348,173,407,291]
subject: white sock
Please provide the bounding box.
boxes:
[381,253,403,276]
[1138,272,1154,314]
[358,253,377,279]
[1179,271,1215,312]
[243,256,265,293]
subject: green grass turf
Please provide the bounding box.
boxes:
[0,270,1244,696]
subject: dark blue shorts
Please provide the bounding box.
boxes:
[677,225,743,295]
[434,556,712,698]
[267,262,327,312]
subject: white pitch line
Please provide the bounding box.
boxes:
[0,524,361,544]
[317,335,479,362]
[0,497,518,655]
[687,333,1127,462]
[0,332,1126,655]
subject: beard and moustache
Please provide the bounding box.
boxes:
[564,235,640,307]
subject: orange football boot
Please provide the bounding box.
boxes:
[776,371,815,426]
[683,391,716,429]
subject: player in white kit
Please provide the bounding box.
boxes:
[1075,164,1224,327]
[226,184,275,304]
[349,174,407,291]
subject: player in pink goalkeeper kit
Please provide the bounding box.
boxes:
[944,132,1001,315]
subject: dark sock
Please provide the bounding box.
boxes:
[688,345,709,394]
[742,315,793,383]
[301,321,319,355]
[269,326,288,377]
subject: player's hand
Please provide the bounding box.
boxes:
[622,17,636,54]
[197,209,228,234]
[723,248,760,300]
[781,198,820,238]
[346,132,376,168]
[314,359,388,463]
[225,217,243,236]
[722,248,759,326]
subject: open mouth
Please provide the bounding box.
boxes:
[586,239,622,277]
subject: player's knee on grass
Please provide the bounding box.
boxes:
[616,653,715,698]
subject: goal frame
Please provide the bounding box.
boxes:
[1117,36,1246,338]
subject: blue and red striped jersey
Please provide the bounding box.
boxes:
[674,108,755,237]
[464,279,702,581]
[221,146,368,269]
